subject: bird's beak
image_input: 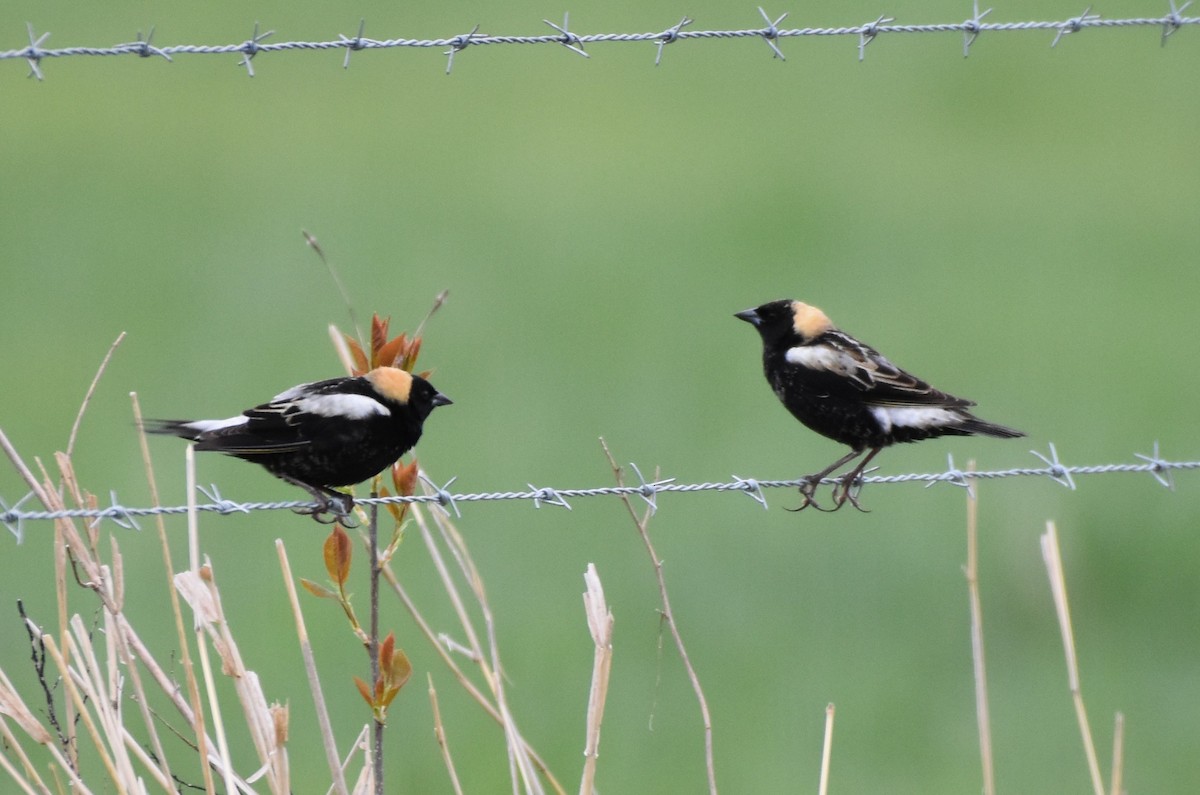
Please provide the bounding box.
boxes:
[433,393,453,407]
[734,308,761,326]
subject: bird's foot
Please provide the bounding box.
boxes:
[290,487,356,525]
[785,476,837,512]
[830,473,870,513]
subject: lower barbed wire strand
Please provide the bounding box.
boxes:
[1,454,1196,526]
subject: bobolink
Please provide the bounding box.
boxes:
[146,366,451,520]
[735,299,1022,511]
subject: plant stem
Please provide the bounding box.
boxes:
[369,496,384,795]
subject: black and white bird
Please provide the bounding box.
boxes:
[735,299,1023,510]
[146,366,451,520]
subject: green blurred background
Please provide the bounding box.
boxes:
[3,1,1199,791]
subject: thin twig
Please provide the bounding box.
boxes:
[65,332,126,459]
[1040,521,1106,795]
[304,230,361,351]
[600,438,716,795]
[276,539,349,795]
[963,461,995,795]
[368,497,384,795]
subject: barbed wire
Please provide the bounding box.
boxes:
[1,444,1193,539]
[3,4,1197,79]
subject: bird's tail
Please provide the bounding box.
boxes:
[141,419,203,441]
[959,414,1025,439]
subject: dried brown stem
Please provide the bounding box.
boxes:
[599,438,716,795]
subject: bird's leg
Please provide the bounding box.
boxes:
[280,475,355,524]
[831,448,881,512]
[788,448,865,512]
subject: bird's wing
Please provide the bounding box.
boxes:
[790,331,976,408]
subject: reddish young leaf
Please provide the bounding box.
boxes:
[388,648,413,692]
[401,337,422,371]
[379,632,396,671]
[374,333,407,370]
[353,676,373,706]
[344,334,369,375]
[392,459,419,497]
[323,526,352,587]
[370,314,389,364]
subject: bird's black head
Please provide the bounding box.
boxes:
[735,299,833,347]
[365,366,452,421]
[408,374,453,421]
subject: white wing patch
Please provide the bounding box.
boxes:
[869,406,959,434]
[787,345,846,371]
[185,416,248,433]
[270,382,315,402]
[291,393,389,420]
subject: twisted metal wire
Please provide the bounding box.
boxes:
[3,4,1197,78]
[1,445,1193,539]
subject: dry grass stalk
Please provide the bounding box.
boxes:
[131,390,216,794]
[277,539,352,795]
[600,438,717,795]
[428,673,465,795]
[579,563,613,795]
[175,558,291,794]
[963,462,995,795]
[411,494,547,795]
[1040,521,1106,795]
[818,703,835,795]
[1110,711,1125,795]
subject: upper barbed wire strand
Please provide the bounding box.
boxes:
[4,9,1198,78]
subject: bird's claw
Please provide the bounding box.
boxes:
[787,472,871,513]
[292,490,356,525]
[785,477,837,512]
[831,474,870,513]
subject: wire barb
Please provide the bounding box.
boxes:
[237,22,274,76]
[732,476,769,510]
[928,453,974,497]
[654,16,692,66]
[420,473,461,517]
[544,13,588,58]
[1030,443,1077,490]
[196,484,251,515]
[23,23,49,80]
[444,24,481,74]
[1135,441,1175,490]
[962,0,993,56]
[0,491,33,541]
[757,7,789,60]
[1052,6,1101,47]
[1163,0,1194,44]
[528,484,573,510]
[858,14,895,61]
[339,19,368,69]
[105,490,141,530]
[125,27,172,62]
[627,462,675,514]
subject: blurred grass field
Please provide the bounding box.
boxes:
[2,1,1199,791]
